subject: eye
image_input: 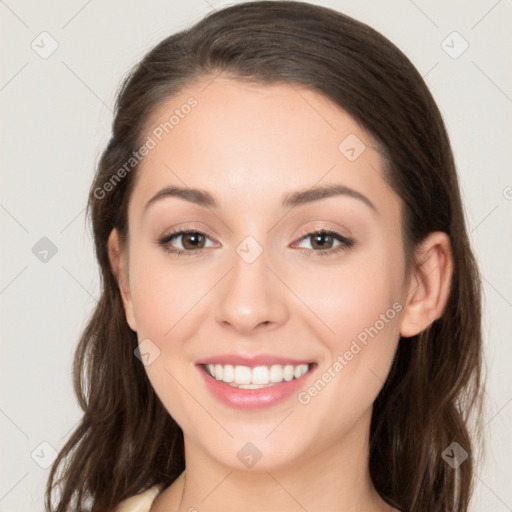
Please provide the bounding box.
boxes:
[293,229,354,257]
[157,227,354,258]
[158,228,216,256]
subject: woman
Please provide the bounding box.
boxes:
[45,2,483,511]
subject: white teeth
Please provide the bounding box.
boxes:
[205,363,311,387]
[234,365,252,384]
[294,364,308,379]
[222,364,234,383]
[252,366,269,384]
[283,365,294,381]
[269,364,283,383]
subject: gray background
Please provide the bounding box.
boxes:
[1,0,511,510]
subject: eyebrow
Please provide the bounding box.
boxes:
[282,184,377,212]
[143,183,377,213]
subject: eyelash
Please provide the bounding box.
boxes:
[157,227,354,258]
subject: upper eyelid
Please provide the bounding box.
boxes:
[160,226,218,243]
[295,225,350,238]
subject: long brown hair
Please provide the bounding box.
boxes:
[45,2,484,511]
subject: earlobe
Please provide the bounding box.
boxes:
[399,231,453,338]
[107,229,137,332]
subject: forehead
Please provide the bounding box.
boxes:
[130,76,398,218]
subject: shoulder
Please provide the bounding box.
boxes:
[113,485,161,512]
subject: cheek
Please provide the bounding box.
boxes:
[292,248,404,344]
[291,246,404,402]
[128,245,206,339]
[127,248,203,424]
[290,261,403,434]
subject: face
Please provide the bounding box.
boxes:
[113,76,413,471]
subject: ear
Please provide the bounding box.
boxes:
[399,231,453,338]
[107,229,137,332]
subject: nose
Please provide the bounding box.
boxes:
[215,244,289,336]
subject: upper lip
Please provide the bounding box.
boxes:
[195,353,315,367]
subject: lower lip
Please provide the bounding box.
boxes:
[198,365,316,410]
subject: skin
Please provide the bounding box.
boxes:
[108,75,453,512]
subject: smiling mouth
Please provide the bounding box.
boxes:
[202,362,316,389]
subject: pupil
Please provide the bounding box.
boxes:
[313,233,332,249]
[184,233,204,249]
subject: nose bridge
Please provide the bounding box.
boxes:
[214,234,288,333]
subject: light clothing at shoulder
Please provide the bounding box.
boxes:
[114,485,161,512]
